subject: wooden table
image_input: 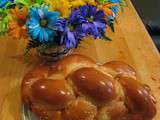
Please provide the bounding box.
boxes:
[0,1,160,120]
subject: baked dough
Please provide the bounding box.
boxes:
[21,54,156,120]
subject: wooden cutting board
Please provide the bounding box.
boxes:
[0,1,160,120]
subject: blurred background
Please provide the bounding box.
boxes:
[131,0,160,51]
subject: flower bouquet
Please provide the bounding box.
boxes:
[0,0,127,62]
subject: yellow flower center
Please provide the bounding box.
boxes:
[88,16,94,22]
[69,25,75,31]
[40,19,48,27]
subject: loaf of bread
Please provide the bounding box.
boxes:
[21,54,156,120]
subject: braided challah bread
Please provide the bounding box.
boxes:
[21,54,156,120]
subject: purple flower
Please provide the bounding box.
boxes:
[70,4,107,39]
[55,19,82,49]
[54,5,107,49]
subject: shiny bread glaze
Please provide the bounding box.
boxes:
[21,64,50,104]
[21,54,156,120]
[31,79,75,110]
[71,67,116,105]
[118,76,156,119]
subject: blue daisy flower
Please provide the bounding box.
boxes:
[110,6,119,17]
[69,5,107,39]
[0,0,14,8]
[0,0,8,8]
[109,0,121,17]
[26,6,60,43]
[109,0,121,3]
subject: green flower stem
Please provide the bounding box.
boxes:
[96,0,109,4]
[0,9,10,34]
[15,0,44,7]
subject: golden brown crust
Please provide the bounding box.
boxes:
[21,64,50,104]
[97,102,128,120]
[118,76,157,119]
[21,54,156,120]
[62,98,97,120]
[103,61,136,79]
[51,54,97,77]
[31,103,61,120]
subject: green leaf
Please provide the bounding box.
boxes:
[15,0,31,6]
[0,11,10,35]
[96,0,109,4]
[120,0,128,7]
[0,8,3,13]
[101,35,112,41]
[5,2,16,9]
[110,23,115,32]
[36,0,44,4]
[15,0,43,7]
[108,22,115,32]
[120,6,124,13]
[107,18,115,32]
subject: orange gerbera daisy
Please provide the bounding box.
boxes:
[102,3,120,16]
[9,6,28,39]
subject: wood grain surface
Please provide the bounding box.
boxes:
[0,1,160,120]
